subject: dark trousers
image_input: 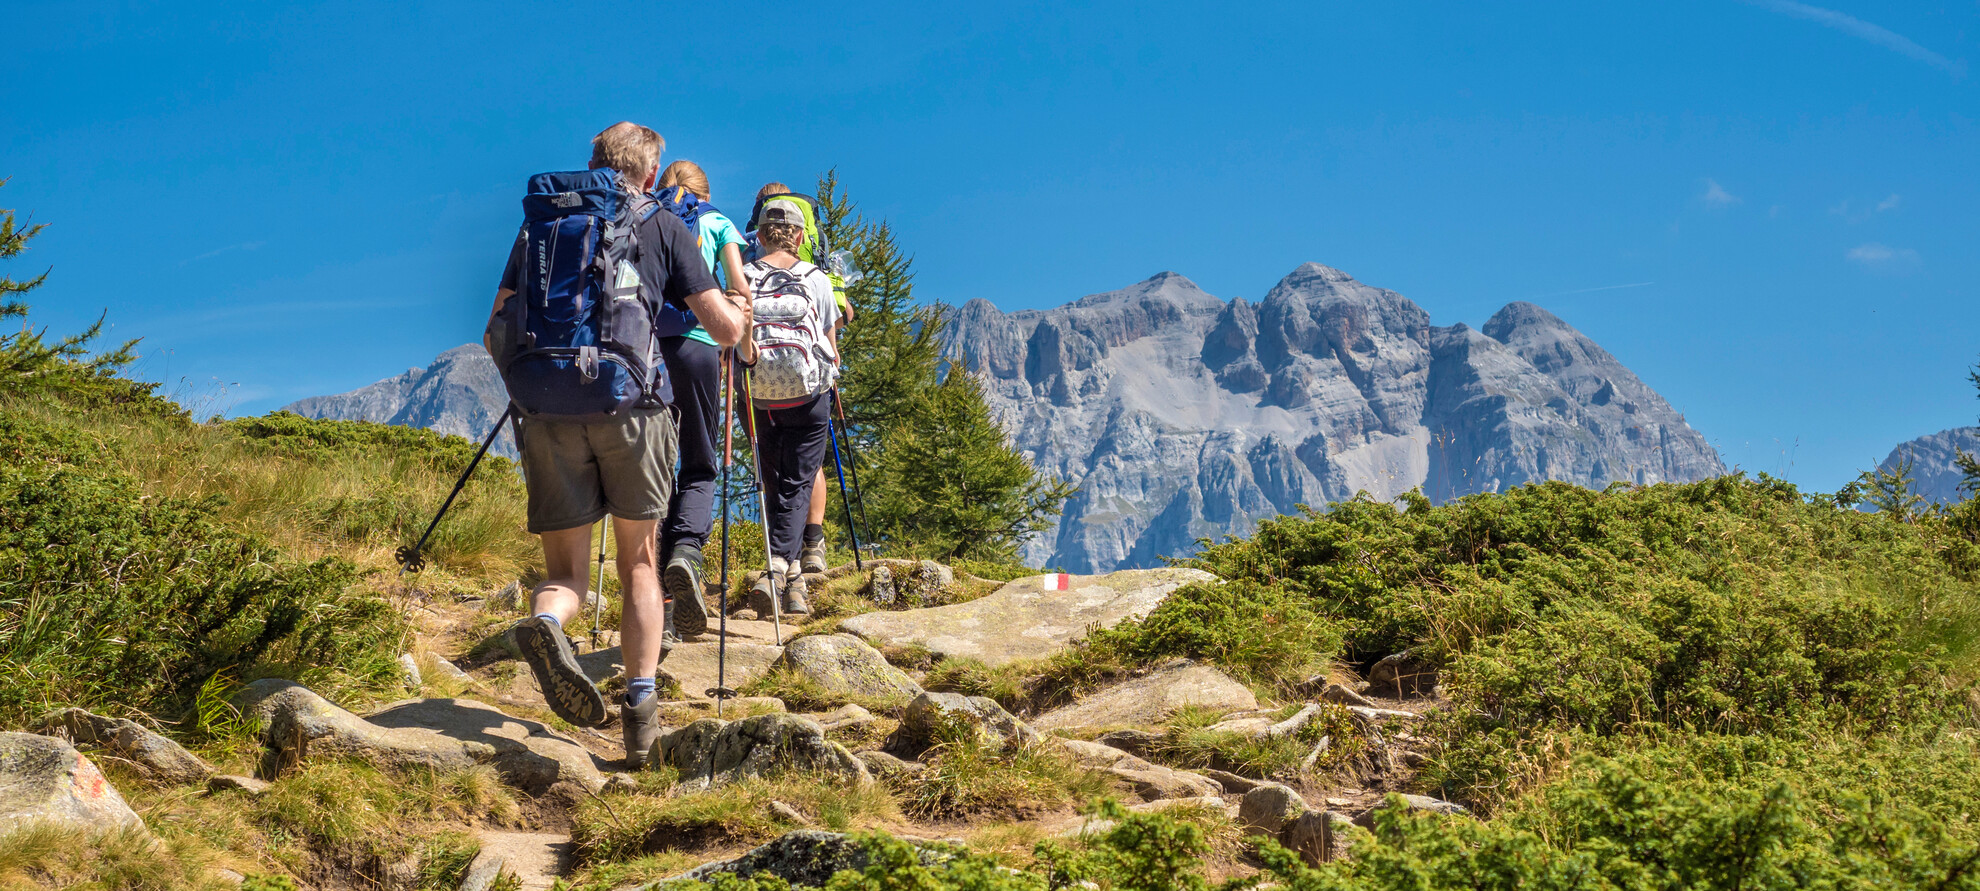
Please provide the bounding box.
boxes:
[753,393,831,564]
[660,337,721,556]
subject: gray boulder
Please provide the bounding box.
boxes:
[233,679,482,778]
[775,634,923,702]
[1366,651,1438,698]
[1051,738,1221,801]
[35,708,213,786]
[367,697,606,794]
[0,732,144,835]
[891,692,1038,755]
[653,830,955,888]
[841,568,1212,667]
[654,714,870,787]
[1238,782,1307,836]
[854,749,925,783]
[1032,660,1257,732]
[1284,810,1357,866]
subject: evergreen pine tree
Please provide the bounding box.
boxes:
[864,371,1076,562]
[0,178,141,403]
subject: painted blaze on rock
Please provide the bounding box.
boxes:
[840,567,1215,667]
[0,732,145,835]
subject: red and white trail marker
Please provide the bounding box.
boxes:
[1040,573,1072,591]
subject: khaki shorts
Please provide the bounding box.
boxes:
[516,410,678,534]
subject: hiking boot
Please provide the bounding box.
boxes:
[663,546,709,638]
[800,539,828,574]
[782,575,812,616]
[621,691,662,769]
[748,571,779,618]
[513,616,608,728]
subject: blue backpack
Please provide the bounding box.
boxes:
[654,185,719,250]
[492,169,670,424]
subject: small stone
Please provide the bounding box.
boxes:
[206,774,273,797]
[1204,716,1275,736]
[866,565,897,606]
[457,849,507,891]
[1238,782,1306,836]
[902,560,955,604]
[429,655,473,683]
[1109,766,1223,801]
[36,707,214,786]
[397,653,423,688]
[769,800,811,825]
[816,703,876,731]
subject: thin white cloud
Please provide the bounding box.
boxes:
[185,241,266,264]
[1745,0,1966,79]
[1702,179,1740,207]
[1875,193,1901,213]
[1847,242,1921,268]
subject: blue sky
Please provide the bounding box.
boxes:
[6,0,1977,491]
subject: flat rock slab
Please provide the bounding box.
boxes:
[1031,661,1257,732]
[474,830,571,890]
[839,568,1214,667]
[236,680,483,777]
[0,732,144,835]
[367,698,606,794]
[36,708,213,786]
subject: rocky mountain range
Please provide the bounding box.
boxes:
[942,264,1724,570]
[284,344,515,457]
[1877,426,1980,505]
[285,262,1724,572]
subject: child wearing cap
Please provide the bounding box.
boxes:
[737,197,841,616]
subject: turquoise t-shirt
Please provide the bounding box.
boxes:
[683,209,747,346]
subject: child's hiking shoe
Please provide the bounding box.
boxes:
[782,575,812,616]
[514,616,608,728]
[800,540,827,574]
[663,546,709,638]
[748,572,779,618]
[621,692,662,770]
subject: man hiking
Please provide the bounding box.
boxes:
[749,183,851,573]
[483,122,750,769]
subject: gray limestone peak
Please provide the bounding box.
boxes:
[1877,426,1980,505]
[944,264,1724,571]
[284,344,514,456]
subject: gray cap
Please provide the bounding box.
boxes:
[758,198,806,228]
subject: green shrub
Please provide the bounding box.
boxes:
[0,410,403,726]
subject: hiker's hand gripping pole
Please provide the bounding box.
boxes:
[398,406,514,575]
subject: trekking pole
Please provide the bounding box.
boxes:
[708,349,737,717]
[398,406,515,575]
[738,369,784,646]
[590,520,608,651]
[830,390,873,550]
[826,417,864,571]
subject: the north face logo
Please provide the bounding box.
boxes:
[553,192,581,208]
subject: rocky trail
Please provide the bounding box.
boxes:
[0,561,1455,890]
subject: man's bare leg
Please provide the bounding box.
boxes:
[612,515,665,685]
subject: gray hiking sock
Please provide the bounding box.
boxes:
[626,676,656,706]
[533,613,561,627]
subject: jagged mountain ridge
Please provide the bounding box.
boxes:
[942,264,1724,571]
[1878,426,1980,505]
[284,344,515,457]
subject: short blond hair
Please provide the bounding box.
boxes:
[590,122,664,189]
[659,160,711,201]
[756,182,790,204]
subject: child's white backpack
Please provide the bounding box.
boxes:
[746,259,836,406]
